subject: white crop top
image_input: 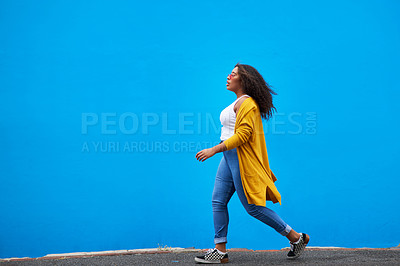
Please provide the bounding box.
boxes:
[220,95,251,141]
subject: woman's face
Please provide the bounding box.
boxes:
[226,67,241,92]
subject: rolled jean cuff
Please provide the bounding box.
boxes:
[279,224,292,236]
[214,237,227,244]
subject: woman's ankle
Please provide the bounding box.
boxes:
[286,229,301,243]
[215,243,227,253]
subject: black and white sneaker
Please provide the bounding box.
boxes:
[287,232,310,259]
[195,248,229,264]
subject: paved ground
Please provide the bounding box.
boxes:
[1,248,400,265]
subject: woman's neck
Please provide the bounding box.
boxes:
[235,92,246,99]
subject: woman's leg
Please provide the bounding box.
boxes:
[286,229,305,243]
[224,148,293,237]
[212,153,236,250]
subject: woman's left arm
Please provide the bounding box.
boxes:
[196,97,255,162]
[223,106,257,151]
[195,142,227,162]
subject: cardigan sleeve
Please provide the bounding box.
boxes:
[223,107,257,150]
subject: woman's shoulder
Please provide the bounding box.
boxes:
[234,96,254,113]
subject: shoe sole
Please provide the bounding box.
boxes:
[287,252,303,260]
[195,257,229,264]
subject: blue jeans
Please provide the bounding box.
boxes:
[212,147,292,244]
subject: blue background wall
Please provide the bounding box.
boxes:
[1,0,399,259]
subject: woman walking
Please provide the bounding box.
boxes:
[194,63,310,264]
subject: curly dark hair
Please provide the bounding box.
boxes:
[235,63,277,121]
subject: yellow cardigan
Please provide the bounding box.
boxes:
[223,97,282,206]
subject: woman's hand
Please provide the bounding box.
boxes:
[195,147,216,162]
